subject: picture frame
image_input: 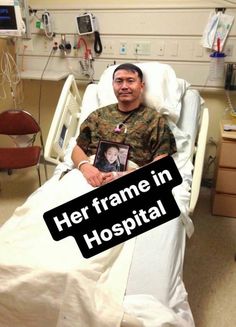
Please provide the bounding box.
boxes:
[94,140,130,172]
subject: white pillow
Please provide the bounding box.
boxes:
[97,62,190,123]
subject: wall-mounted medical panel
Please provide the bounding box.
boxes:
[17,33,236,61]
[16,6,236,88]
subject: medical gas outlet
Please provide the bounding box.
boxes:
[120,43,127,55]
[59,35,72,56]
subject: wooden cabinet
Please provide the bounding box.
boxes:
[212,121,236,218]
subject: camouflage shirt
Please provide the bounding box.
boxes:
[76,103,176,167]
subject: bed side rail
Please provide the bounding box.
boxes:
[189,107,209,215]
[45,75,82,165]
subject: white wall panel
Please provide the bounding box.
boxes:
[28,9,236,35]
[17,6,236,88]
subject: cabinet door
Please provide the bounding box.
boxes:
[216,168,236,194]
[219,141,236,168]
[212,193,236,218]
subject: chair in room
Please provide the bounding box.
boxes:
[0,109,48,186]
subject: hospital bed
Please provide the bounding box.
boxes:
[0,62,209,327]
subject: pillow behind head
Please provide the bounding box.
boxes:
[97,62,190,123]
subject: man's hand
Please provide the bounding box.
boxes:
[101,171,129,185]
[153,153,168,161]
[79,163,114,187]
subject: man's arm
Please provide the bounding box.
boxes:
[71,144,89,168]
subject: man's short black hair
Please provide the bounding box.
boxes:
[112,63,143,81]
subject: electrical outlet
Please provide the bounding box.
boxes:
[134,42,151,56]
[103,42,114,55]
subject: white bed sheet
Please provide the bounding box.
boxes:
[0,65,201,326]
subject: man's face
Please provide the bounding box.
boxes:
[112,69,144,108]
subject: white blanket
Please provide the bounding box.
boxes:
[0,159,194,327]
[0,169,136,327]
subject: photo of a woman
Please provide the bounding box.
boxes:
[94,141,129,172]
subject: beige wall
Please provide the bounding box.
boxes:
[28,0,236,9]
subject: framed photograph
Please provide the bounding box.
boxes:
[94,140,130,172]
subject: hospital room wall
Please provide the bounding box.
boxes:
[27,0,236,9]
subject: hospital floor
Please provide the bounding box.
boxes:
[0,165,236,327]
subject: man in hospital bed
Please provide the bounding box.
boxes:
[72,63,176,186]
[0,63,195,327]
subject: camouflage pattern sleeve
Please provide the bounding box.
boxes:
[150,115,177,158]
[76,111,97,154]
